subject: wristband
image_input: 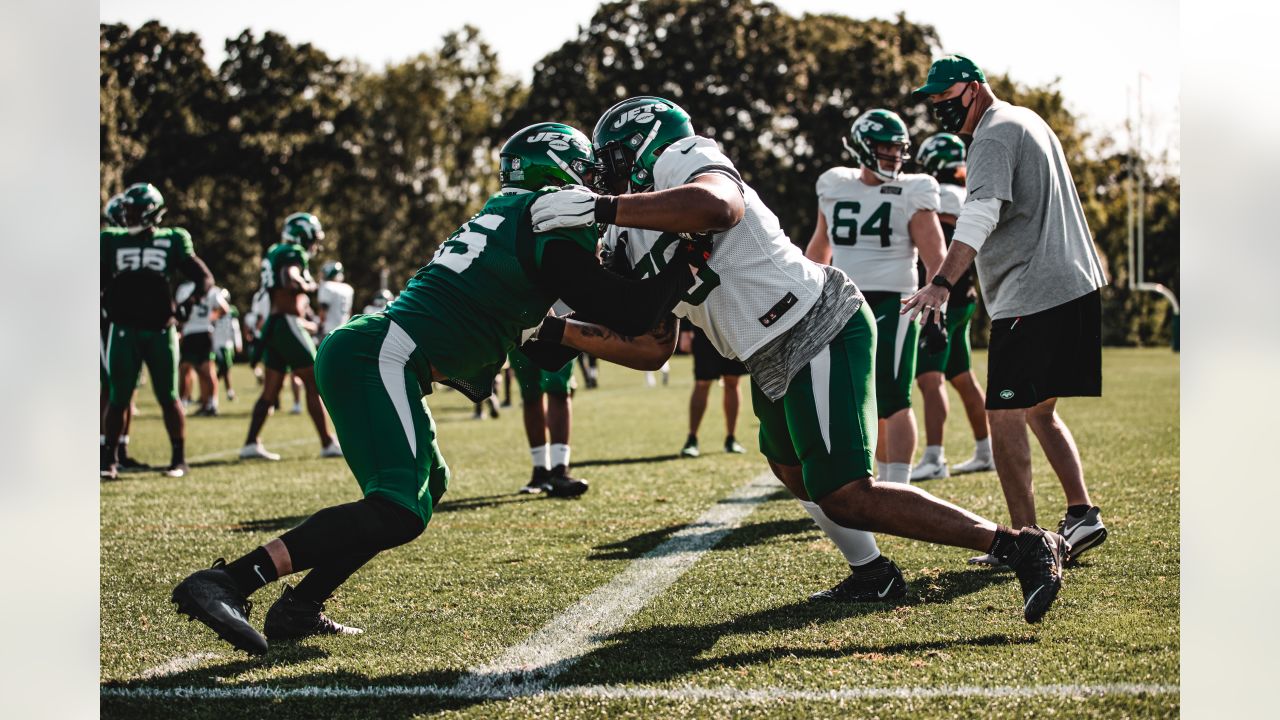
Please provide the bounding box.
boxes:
[594,195,619,225]
[930,274,953,291]
[540,315,567,345]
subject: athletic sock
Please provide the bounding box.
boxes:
[922,445,944,464]
[530,444,549,470]
[974,437,992,460]
[121,434,130,447]
[988,526,1018,561]
[550,443,571,471]
[1067,504,1091,518]
[223,546,278,596]
[170,439,185,465]
[798,499,881,566]
[884,463,911,484]
[876,461,888,481]
[100,434,106,446]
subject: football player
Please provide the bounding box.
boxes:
[171,122,702,654]
[212,289,243,402]
[804,109,946,487]
[511,300,587,497]
[100,193,146,472]
[909,134,994,480]
[316,261,354,340]
[101,182,215,479]
[176,281,230,416]
[239,213,342,460]
[527,97,1066,621]
[678,323,748,458]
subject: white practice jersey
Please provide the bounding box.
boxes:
[181,287,223,335]
[246,288,271,338]
[317,280,355,335]
[213,310,243,350]
[816,168,939,293]
[602,135,826,361]
[939,182,965,217]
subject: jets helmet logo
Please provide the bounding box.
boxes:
[611,103,669,130]
[855,116,885,134]
[525,131,587,153]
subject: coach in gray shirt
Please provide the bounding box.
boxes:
[903,55,1109,563]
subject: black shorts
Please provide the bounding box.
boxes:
[179,331,215,365]
[986,290,1101,410]
[692,326,747,381]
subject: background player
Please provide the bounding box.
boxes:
[239,213,341,461]
[213,289,244,402]
[101,192,146,472]
[176,281,230,416]
[678,323,747,458]
[101,182,215,479]
[317,260,354,341]
[805,109,946,486]
[909,133,994,480]
[362,288,394,315]
[511,299,587,497]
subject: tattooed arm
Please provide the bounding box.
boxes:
[561,315,678,371]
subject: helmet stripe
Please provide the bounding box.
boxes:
[634,119,664,162]
[545,149,583,185]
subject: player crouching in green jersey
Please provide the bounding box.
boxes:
[171,122,709,655]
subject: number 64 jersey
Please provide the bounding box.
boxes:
[602,136,827,362]
[816,167,939,294]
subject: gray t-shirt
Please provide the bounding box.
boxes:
[966,101,1106,319]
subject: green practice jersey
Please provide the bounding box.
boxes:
[386,190,596,397]
[262,242,311,290]
[101,227,195,329]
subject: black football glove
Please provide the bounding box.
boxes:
[920,316,948,353]
[602,233,635,278]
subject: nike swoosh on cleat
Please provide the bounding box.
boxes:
[877,580,896,598]
[1024,584,1044,613]
[253,564,267,584]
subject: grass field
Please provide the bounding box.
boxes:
[100,348,1179,718]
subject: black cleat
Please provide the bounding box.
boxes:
[520,467,551,494]
[171,559,268,655]
[809,557,907,602]
[1004,526,1068,623]
[117,453,150,472]
[545,465,589,498]
[264,584,363,641]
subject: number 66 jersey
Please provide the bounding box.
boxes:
[815,167,939,294]
[601,136,827,364]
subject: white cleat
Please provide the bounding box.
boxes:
[952,455,995,475]
[290,402,303,415]
[239,442,281,461]
[910,458,949,481]
[320,442,344,458]
[967,553,1003,567]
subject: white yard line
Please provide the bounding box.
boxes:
[101,682,1179,702]
[452,472,780,696]
[137,653,221,680]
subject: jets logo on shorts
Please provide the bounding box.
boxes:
[999,389,1015,400]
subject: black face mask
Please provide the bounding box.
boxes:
[931,86,971,133]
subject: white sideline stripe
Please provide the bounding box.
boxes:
[452,473,780,696]
[101,682,1179,702]
[187,437,313,464]
[138,653,220,680]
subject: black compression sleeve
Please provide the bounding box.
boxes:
[539,240,694,337]
[178,254,215,292]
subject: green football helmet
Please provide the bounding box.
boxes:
[845,109,911,182]
[120,182,166,232]
[916,133,966,176]
[500,123,598,191]
[592,96,694,194]
[322,260,345,281]
[103,193,126,228]
[281,212,324,247]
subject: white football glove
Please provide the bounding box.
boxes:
[530,185,599,232]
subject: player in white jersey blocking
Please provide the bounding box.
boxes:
[316,261,355,340]
[525,97,1067,622]
[804,109,946,487]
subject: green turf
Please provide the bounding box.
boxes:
[101,349,1179,718]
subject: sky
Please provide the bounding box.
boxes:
[100,0,1179,165]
